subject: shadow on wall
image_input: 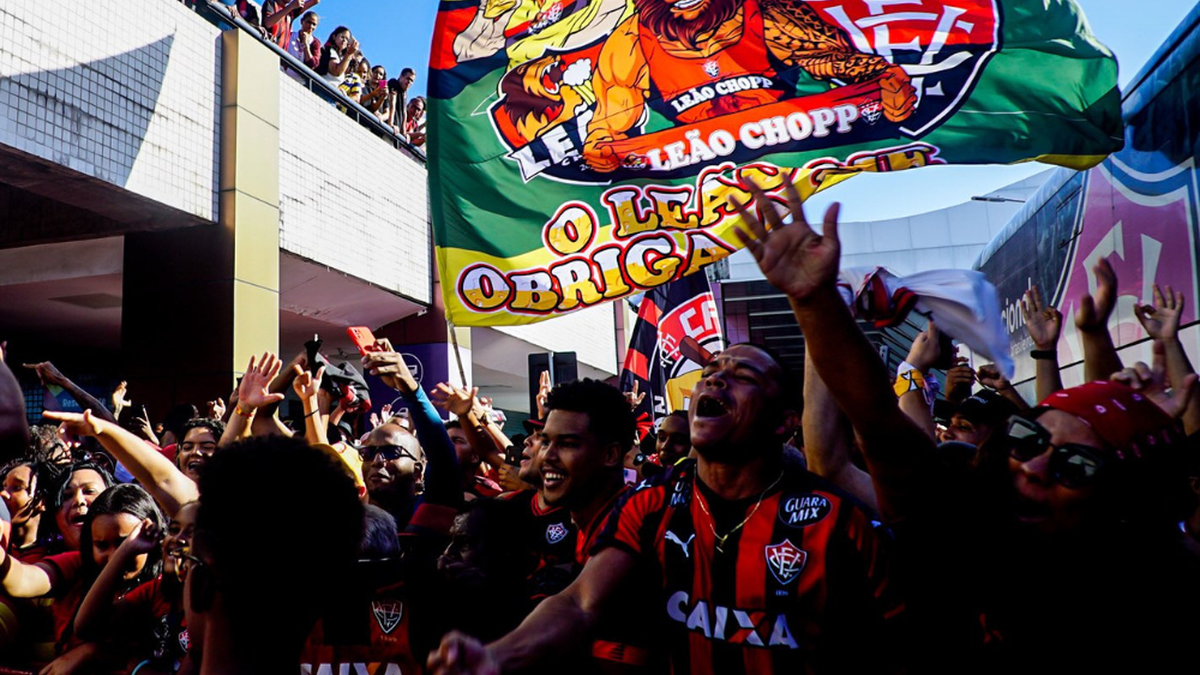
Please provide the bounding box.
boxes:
[0,35,174,188]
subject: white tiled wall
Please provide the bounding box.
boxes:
[0,0,221,220]
[277,73,431,304]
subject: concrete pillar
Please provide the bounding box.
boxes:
[121,29,280,414]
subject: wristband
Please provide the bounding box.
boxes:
[1030,349,1057,361]
[234,405,255,418]
[894,366,927,398]
[304,409,319,418]
[895,362,938,408]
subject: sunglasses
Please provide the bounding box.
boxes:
[1006,416,1107,488]
[359,444,421,464]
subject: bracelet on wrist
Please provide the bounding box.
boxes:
[1030,349,1057,361]
[234,405,255,418]
[303,409,319,419]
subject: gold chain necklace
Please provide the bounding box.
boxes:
[694,470,784,554]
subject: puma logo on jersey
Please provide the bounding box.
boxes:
[666,590,799,648]
[664,530,695,557]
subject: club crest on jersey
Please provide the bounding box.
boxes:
[778,493,831,528]
[178,629,190,652]
[546,522,570,544]
[765,540,807,585]
[371,600,404,635]
[703,60,720,78]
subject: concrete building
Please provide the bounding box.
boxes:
[0,1,616,428]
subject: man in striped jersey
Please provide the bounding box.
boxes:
[429,202,903,674]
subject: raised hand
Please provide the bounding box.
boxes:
[624,380,646,409]
[1110,349,1197,420]
[44,409,104,442]
[206,398,226,420]
[23,361,67,386]
[131,414,159,445]
[1135,284,1184,341]
[291,364,326,400]
[535,370,552,420]
[118,518,162,557]
[1020,286,1062,350]
[237,352,286,412]
[976,364,1012,391]
[905,320,942,374]
[730,178,840,303]
[430,382,477,417]
[1075,257,1117,333]
[362,338,417,392]
[111,382,132,418]
[944,356,975,403]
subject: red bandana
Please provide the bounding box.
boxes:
[1039,381,1182,460]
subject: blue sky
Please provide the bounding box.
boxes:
[312,0,1197,218]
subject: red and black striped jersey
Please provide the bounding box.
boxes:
[594,459,903,674]
[498,489,577,602]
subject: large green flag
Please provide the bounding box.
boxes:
[428,0,1121,326]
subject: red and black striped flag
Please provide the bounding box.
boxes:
[620,275,724,439]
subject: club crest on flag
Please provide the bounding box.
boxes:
[765,540,808,585]
[430,0,1122,326]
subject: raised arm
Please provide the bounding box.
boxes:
[1136,285,1200,434]
[976,364,1030,411]
[1021,286,1064,402]
[802,350,879,514]
[0,544,54,597]
[896,322,941,440]
[219,353,286,447]
[44,410,197,516]
[428,546,636,675]
[731,181,937,522]
[429,383,507,469]
[362,341,461,507]
[23,362,116,424]
[291,364,329,446]
[75,518,158,640]
[1074,258,1124,383]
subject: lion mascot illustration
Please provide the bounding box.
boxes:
[495,54,595,144]
[583,0,918,172]
[455,0,633,68]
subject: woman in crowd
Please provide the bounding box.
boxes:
[0,483,164,673]
[75,501,197,675]
[316,26,359,87]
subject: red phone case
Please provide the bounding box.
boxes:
[347,326,380,356]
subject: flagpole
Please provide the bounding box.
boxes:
[447,320,468,387]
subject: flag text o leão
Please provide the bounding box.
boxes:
[429,0,1122,326]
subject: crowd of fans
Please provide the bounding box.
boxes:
[179,0,426,146]
[2,183,1200,675]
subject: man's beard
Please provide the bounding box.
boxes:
[637,0,743,47]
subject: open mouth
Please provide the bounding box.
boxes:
[673,0,706,10]
[187,460,204,474]
[541,62,562,95]
[69,513,88,526]
[694,395,728,419]
[542,467,567,489]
